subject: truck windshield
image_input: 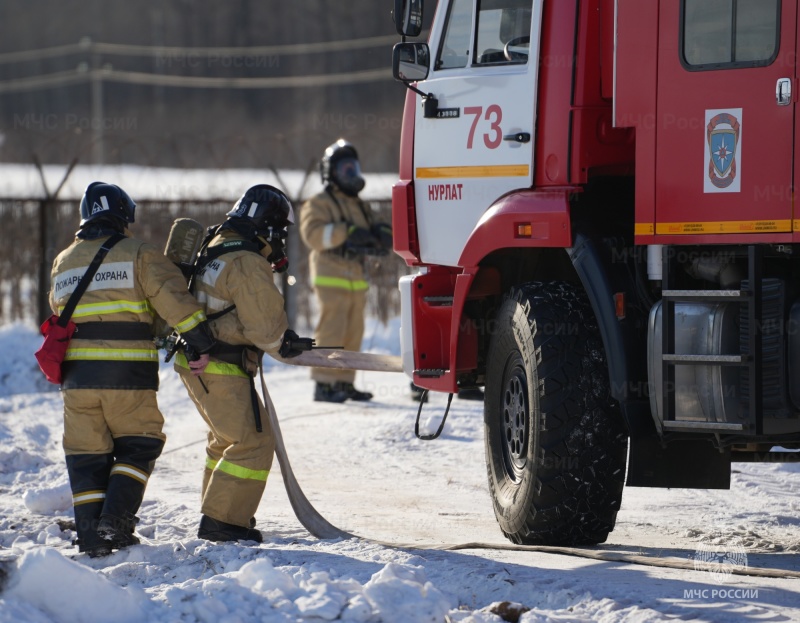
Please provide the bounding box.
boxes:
[437,0,473,69]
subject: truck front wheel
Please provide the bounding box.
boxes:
[484,281,627,545]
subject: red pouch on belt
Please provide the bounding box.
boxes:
[34,315,76,384]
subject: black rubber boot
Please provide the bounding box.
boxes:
[335,382,373,402]
[314,382,349,403]
[99,435,163,549]
[97,514,141,549]
[198,515,263,543]
[73,502,113,558]
[66,453,114,557]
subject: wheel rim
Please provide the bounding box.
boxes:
[501,356,529,481]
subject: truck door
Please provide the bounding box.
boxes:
[413,0,541,266]
[654,0,796,235]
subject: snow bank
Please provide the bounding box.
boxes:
[0,545,454,623]
[362,563,451,623]
[3,548,149,623]
[22,482,72,514]
[163,555,450,622]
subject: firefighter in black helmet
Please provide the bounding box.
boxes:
[177,184,310,543]
[299,139,393,403]
[50,181,215,557]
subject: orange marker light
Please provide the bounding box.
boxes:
[515,223,532,238]
[614,292,626,320]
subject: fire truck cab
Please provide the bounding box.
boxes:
[391,0,800,546]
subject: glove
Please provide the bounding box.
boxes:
[371,223,393,252]
[345,225,380,248]
[181,320,216,355]
[343,225,382,258]
[279,329,315,359]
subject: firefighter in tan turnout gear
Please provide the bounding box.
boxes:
[50,182,215,558]
[177,184,309,543]
[300,139,392,403]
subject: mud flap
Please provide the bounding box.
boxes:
[626,437,731,489]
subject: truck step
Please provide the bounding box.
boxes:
[422,296,454,306]
[662,420,744,432]
[662,353,747,365]
[416,368,446,378]
[661,289,748,302]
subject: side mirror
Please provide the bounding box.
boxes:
[392,42,430,83]
[393,0,423,38]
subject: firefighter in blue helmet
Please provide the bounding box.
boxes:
[50,181,215,557]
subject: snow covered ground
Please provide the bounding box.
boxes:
[1,319,799,622]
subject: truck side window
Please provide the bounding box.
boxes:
[436,0,474,70]
[474,0,532,65]
[682,0,779,69]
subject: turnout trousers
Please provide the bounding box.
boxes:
[311,285,367,384]
[179,370,275,528]
[62,389,165,550]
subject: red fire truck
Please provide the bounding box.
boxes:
[390,0,800,546]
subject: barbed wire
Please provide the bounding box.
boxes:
[0,67,394,93]
[0,34,409,93]
[0,35,407,64]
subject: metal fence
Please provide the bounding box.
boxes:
[0,198,406,330]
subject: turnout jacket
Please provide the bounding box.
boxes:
[299,186,375,292]
[179,229,289,377]
[49,234,208,390]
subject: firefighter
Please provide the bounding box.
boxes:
[299,139,392,403]
[176,184,308,543]
[51,181,215,558]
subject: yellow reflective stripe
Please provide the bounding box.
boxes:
[416,164,530,178]
[174,309,207,333]
[110,463,149,484]
[314,275,369,291]
[175,352,249,377]
[654,219,792,235]
[205,457,218,471]
[73,490,106,506]
[63,299,154,318]
[65,348,158,361]
[215,459,269,482]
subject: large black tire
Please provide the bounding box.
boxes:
[484,281,628,545]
